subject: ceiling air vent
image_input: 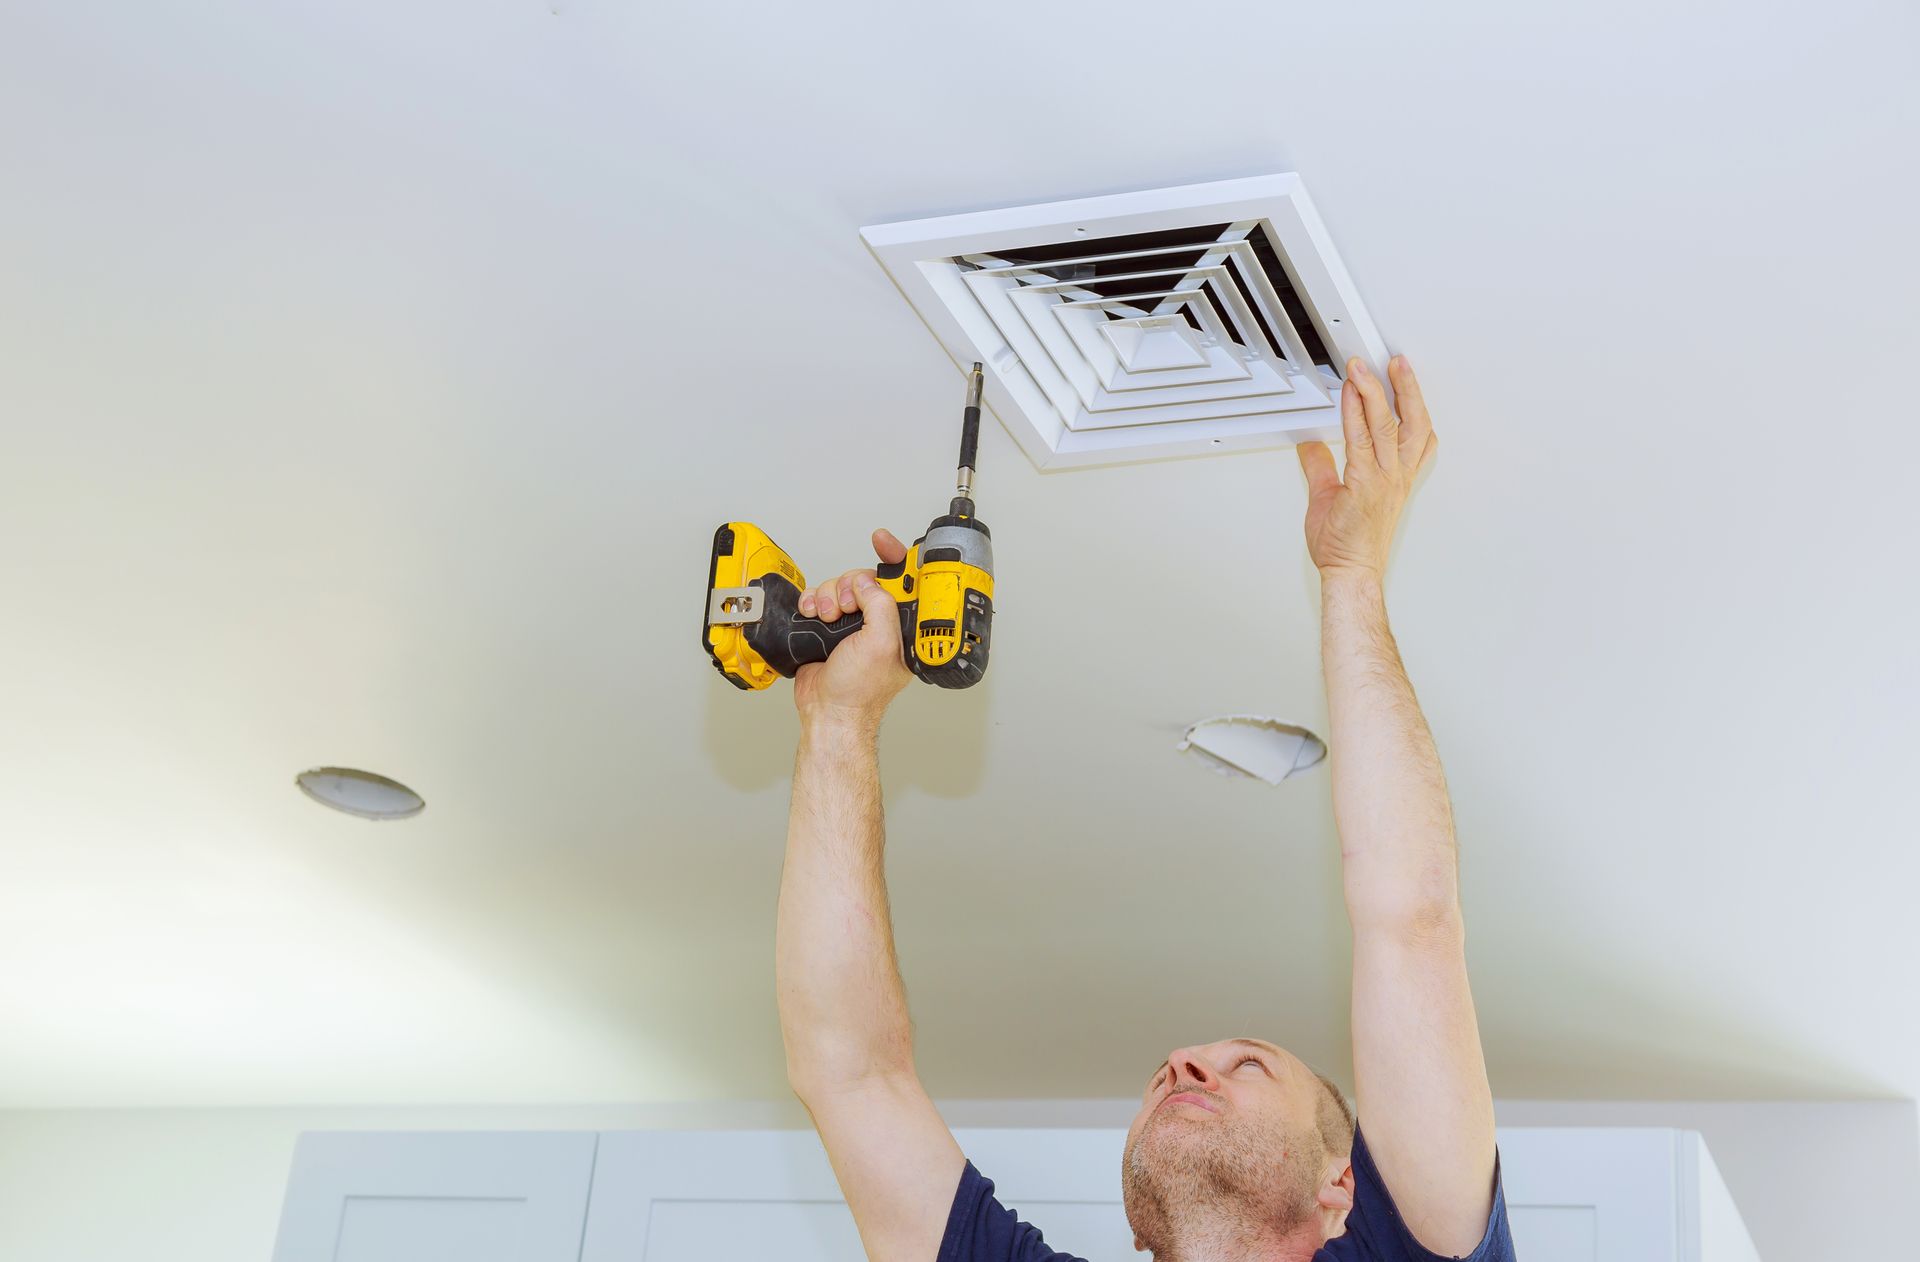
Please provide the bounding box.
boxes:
[862,174,1386,470]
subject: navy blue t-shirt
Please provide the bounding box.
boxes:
[939,1124,1514,1262]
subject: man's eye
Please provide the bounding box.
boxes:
[1235,1056,1262,1070]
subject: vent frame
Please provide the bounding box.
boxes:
[862,174,1388,470]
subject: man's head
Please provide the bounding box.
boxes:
[1121,1038,1356,1257]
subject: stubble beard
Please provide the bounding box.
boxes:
[1121,1102,1320,1257]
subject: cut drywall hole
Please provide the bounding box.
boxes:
[295,767,425,821]
[1177,716,1326,785]
[861,174,1386,470]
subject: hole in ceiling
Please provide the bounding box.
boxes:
[295,767,426,821]
[1177,716,1326,785]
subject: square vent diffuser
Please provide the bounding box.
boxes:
[862,174,1386,470]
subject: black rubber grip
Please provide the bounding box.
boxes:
[745,574,864,676]
[958,404,981,472]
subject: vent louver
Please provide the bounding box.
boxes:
[863,175,1387,470]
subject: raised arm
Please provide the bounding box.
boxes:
[1298,358,1498,1255]
[776,528,965,1262]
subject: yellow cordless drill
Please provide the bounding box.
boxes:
[703,364,994,691]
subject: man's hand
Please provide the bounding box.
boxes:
[1297,356,1436,580]
[792,528,913,728]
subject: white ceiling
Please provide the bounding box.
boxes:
[2,0,1916,1109]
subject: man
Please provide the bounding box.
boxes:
[776,356,1514,1261]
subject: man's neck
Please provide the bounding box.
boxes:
[1147,1217,1321,1262]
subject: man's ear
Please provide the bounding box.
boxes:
[1318,1161,1356,1213]
[1314,1160,1358,1244]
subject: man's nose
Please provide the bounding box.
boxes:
[1167,1048,1219,1090]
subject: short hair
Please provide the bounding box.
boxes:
[1311,1070,1355,1158]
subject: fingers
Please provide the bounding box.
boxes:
[797,528,909,621]
[1297,440,1340,502]
[798,569,875,621]
[1339,375,1371,459]
[1416,429,1438,474]
[1388,355,1433,464]
[871,528,907,565]
[850,571,903,649]
[824,577,851,619]
[797,529,910,621]
[1347,358,1398,470]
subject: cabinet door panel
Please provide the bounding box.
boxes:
[334,1195,528,1262]
[1498,1128,1681,1261]
[1508,1205,1599,1261]
[641,1200,860,1260]
[581,1128,1134,1262]
[273,1131,597,1262]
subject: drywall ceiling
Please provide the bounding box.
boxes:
[1,0,1916,1109]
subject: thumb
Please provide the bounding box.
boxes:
[850,572,902,648]
[1298,441,1340,499]
[871,527,908,566]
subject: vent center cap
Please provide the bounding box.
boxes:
[1100,316,1209,372]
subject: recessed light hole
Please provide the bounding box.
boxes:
[296,767,425,821]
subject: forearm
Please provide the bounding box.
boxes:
[1320,568,1461,927]
[776,715,916,1094]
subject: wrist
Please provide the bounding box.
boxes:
[1319,564,1385,593]
[798,705,885,744]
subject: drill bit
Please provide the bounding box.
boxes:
[956,361,984,501]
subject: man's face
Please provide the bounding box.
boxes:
[1121,1038,1326,1250]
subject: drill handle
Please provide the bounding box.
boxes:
[750,573,868,673]
[747,565,917,677]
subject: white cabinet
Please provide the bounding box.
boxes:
[276,1125,1757,1262]
[1498,1129,1760,1262]
[271,1131,597,1262]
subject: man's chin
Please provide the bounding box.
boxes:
[1150,1104,1219,1129]
[1138,1117,1216,1156]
